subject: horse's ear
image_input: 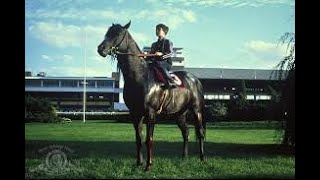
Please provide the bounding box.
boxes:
[112,23,115,26]
[123,20,131,29]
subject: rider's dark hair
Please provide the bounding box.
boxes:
[156,24,169,35]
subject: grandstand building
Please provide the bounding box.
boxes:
[25,72,124,112]
[25,47,283,112]
[142,46,282,104]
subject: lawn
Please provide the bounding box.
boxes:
[25,120,295,179]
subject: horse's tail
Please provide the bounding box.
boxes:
[193,77,206,140]
[197,75,206,140]
[193,102,206,141]
[201,99,206,140]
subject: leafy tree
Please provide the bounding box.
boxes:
[238,80,248,110]
[275,32,295,147]
[266,85,283,121]
[229,80,249,120]
[210,102,228,121]
[25,95,62,123]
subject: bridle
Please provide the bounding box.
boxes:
[108,30,157,58]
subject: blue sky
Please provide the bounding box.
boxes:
[25,0,294,77]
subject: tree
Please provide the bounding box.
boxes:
[238,80,248,109]
[229,80,249,120]
[25,95,62,123]
[276,32,295,147]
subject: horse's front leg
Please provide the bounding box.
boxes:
[133,114,144,166]
[145,113,155,171]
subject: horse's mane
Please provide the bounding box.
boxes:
[109,28,145,79]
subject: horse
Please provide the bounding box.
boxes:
[97,21,206,171]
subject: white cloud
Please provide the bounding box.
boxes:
[183,40,292,70]
[62,55,74,63]
[128,31,150,47]
[183,10,196,22]
[41,65,115,77]
[40,54,74,63]
[28,22,83,48]
[162,0,294,7]
[148,8,197,29]
[244,40,288,57]
[145,0,158,3]
[239,40,290,69]
[28,22,105,48]
[26,7,197,30]
[28,21,150,49]
[41,55,53,61]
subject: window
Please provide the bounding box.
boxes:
[246,95,255,100]
[25,79,41,87]
[223,95,230,100]
[97,80,113,88]
[256,95,271,100]
[61,80,78,87]
[87,80,96,88]
[43,80,59,87]
[204,94,229,100]
[204,95,214,100]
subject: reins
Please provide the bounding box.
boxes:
[109,47,158,57]
[108,30,159,58]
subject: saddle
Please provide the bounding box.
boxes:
[151,66,184,88]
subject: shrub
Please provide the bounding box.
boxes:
[206,102,228,121]
[25,95,63,123]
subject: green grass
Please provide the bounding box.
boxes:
[25,120,295,179]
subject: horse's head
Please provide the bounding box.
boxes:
[97,21,131,58]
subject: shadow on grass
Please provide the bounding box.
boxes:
[84,120,282,130]
[25,140,294,160]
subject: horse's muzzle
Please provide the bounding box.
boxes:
[97,47,107,57]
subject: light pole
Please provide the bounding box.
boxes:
[82,29,87,123]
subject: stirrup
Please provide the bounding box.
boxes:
[168,82,176,88]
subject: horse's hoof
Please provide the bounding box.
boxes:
[200,155,206,161]
[144,164,151,171]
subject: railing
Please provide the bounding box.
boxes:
[56,111,129,115]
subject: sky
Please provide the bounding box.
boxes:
[25,0,295,77]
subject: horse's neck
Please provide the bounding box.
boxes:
[118,35,147,87]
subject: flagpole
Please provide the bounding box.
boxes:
[83,29,87,123]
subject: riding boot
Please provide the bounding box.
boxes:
[159,67,175,88]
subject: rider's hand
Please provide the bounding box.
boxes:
[155,52,163,56]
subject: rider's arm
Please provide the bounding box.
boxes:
[161,39,173,60]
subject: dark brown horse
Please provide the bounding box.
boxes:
[97,21,206,171]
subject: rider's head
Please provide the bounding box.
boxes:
[156,24,169,38]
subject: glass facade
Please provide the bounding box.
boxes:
[25,79,41,87]
[97,80,113,88]
[61,80,78,87]
[43,80,59,87]
[25,79,114,88]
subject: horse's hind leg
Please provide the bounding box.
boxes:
[145,111,155,171]
[133,114,144,166]
[177,112,189,158]
[194,111,205,161]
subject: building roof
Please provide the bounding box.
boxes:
[25,87,122,93]
[25,76,115,81]
[185,68,283,80]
